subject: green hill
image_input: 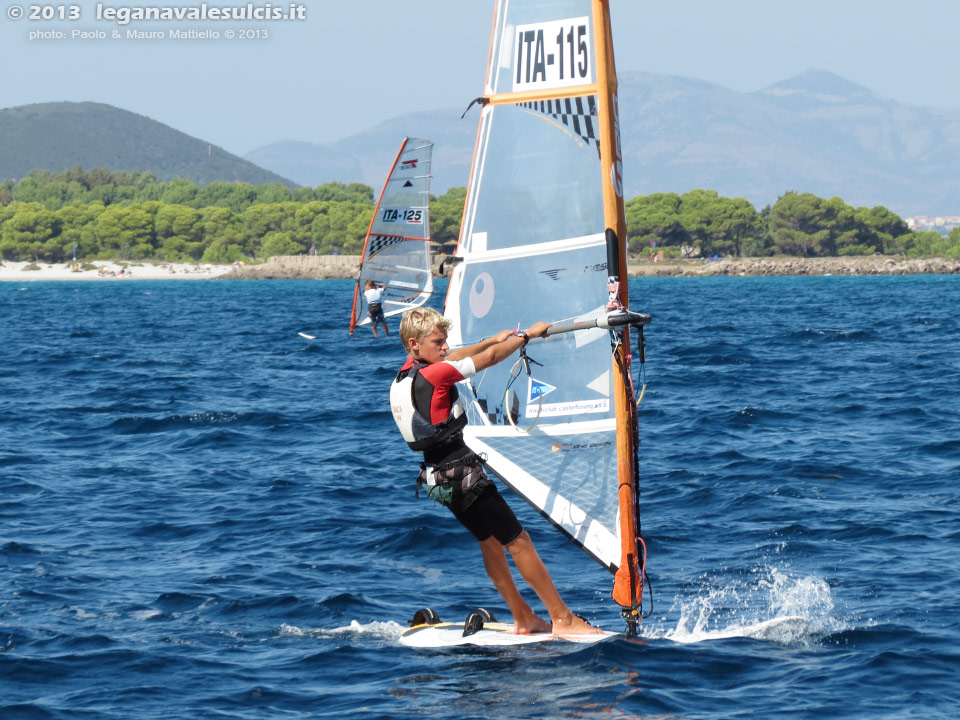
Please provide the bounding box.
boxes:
[0,101,295,187]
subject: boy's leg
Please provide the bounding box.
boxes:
[478,536,550,634]
[505,531,602,635]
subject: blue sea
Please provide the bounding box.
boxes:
[1,275,958,719]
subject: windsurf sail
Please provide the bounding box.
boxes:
[444,0,650,631]
[349,138,434,334]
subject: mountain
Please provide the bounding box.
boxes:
[244,109,477,197]
[246,70,960,217]
[0,101,294,187]
[624,69,960,217]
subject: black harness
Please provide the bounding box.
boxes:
[417,450,491,511]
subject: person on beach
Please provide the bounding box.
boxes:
[364,280,389,338]
[390,307,600,636]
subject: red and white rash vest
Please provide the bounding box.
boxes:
[390,356,476,454]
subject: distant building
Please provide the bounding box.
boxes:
[904,214,958,234]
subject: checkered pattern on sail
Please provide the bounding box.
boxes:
[519,95,599,150]
[366,234,406,258]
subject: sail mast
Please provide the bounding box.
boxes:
[591,0,643,620]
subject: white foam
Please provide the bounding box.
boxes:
[279,619,405,641]
[643,567,841,645]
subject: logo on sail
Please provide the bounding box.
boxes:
[469,272,495,318]
[526,398,609,419]
[527,377,556,403]
[523,377,611,418]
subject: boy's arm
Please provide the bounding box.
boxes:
[446,329,513,361]
[450,322,551,371]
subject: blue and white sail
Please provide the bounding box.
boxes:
[445,0,647,621]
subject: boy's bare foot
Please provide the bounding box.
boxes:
[552,613,604,635]
[513,614,552,635]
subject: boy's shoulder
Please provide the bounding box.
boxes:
[399,357,476,381]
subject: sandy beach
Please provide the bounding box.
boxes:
[0,260,235,281]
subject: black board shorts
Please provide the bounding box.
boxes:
[367,303,385,323]
[450,482,523,545]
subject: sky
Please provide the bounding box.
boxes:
[2,0,959,157]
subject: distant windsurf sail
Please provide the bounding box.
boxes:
[444,1,649,630]
[349,138,434,333]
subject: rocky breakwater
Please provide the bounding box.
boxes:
[220,254,959,280]
[628,256,960,277]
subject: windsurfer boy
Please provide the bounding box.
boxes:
[363,280,389,338]
[390,307,600,635]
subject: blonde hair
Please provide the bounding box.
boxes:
[399,307,451,351]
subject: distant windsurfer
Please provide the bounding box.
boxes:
[390,307,600,636]
[364,280,389,338]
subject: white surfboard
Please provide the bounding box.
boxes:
[399,621,619,649]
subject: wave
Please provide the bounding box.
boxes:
[644,567,845,646]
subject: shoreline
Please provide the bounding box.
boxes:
[3,255,957,282]
[223,254,960,280]
[626,255,960,277]
[0,260,235,281]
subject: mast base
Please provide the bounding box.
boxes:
[621,606,641,636]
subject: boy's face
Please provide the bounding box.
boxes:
[409,327,448,364]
